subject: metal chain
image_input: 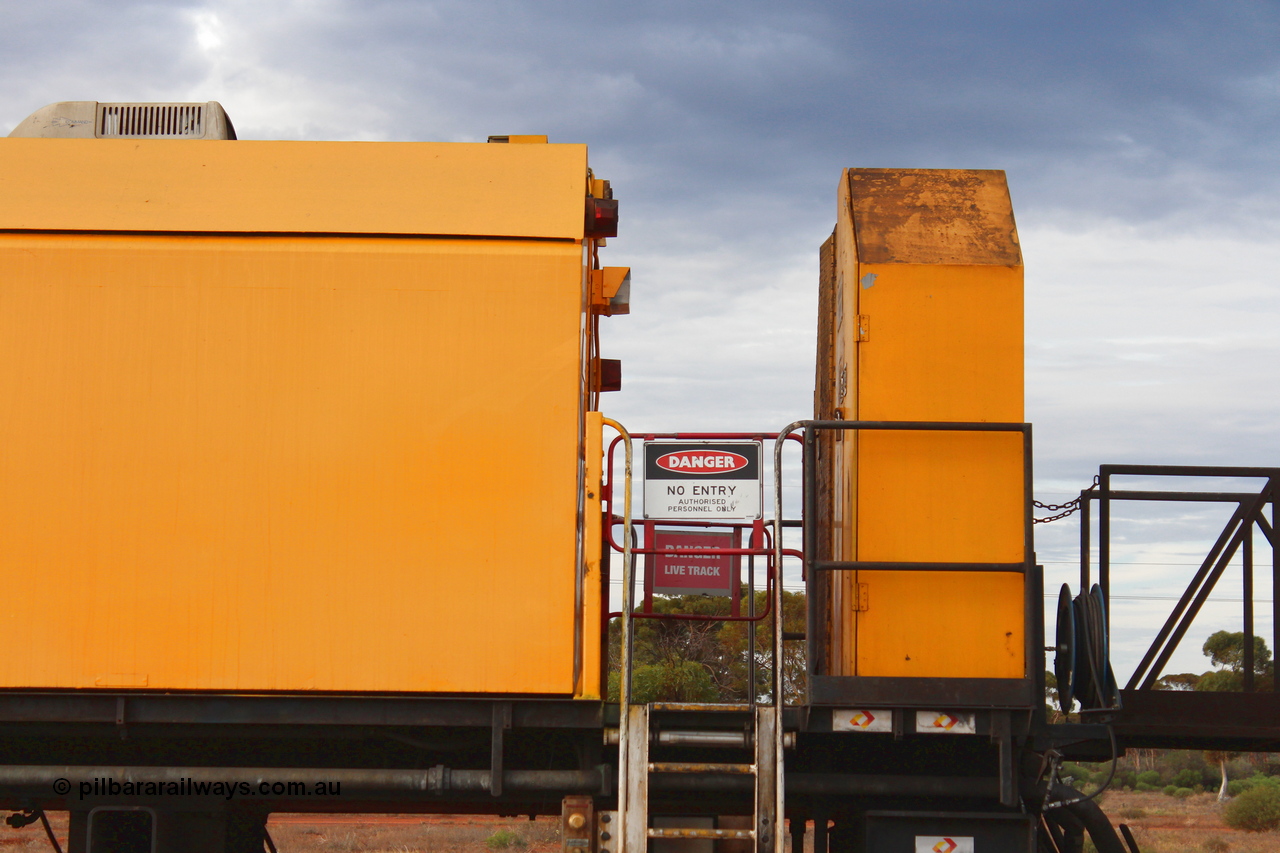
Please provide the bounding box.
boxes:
[1032,475,1100,525]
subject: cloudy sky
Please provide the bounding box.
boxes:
[3,1,1277,680]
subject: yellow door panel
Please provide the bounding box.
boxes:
[855,263,1023,423]
[855,571,1024,679]
[0,233,585,694]
[856,431,1024,564]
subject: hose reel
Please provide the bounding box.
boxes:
[1054,583,1120,712]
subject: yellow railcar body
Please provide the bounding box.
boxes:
[829,168,1026,680]
[0,139,604,696]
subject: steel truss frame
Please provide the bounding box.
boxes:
[1077,465,1280,749]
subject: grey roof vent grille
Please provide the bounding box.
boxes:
[8,101,236,139]
[100,103,203,138]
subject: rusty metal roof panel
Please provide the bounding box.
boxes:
[845,168,1021,266]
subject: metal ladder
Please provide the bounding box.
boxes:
[620,703,780,853]
[606,418,787,853]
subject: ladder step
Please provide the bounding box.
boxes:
[648,762,756,775]
[648,829,756,840]
[650,702,751,713]
[603,728,750,747]
[657,729,749,748]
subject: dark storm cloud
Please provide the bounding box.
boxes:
[334,2,1280,218]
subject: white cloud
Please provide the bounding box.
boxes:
[192,10,225,53]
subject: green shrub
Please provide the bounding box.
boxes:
[1174,769,1203,788]
[1136,770,1161,787]
[1060,762,1089,787]
[607,660,718,703]
[1223,785,1280,832]
[486,830,526,850]
[1135,782,1157,792]
[1202,836,1230,853]
[1120,807,1146,820]
[1228,773,1280,798]
[1162,785,1178,796]
[1173,787,1195,799]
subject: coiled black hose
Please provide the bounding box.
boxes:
[1057,584,1119,711]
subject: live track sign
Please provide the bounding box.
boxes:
[652,529,737,597]
[643,441,762,520]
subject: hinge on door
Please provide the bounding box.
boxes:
[854,583,869,611]
[855,315,870,342]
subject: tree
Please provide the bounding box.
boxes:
[1195,631,1274,693]
[1205,750,1235,801]
[607,660,719,704]
[1204,630,1271,673]
[1191,631,1274,799]
[1153,672,1201,691]
[717,590,807,703]
[1043,672,1075,722]
[609,589,807,704]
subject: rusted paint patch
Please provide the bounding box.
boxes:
[846,169,1022,266]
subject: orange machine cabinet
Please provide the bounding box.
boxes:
[822,169,1026,681]
[0,138,609,696]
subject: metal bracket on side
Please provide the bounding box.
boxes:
[116,697,129,741]
[989,709,1015,807]
[491,701,512,796]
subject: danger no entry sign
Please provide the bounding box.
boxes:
[642,441,762,520]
